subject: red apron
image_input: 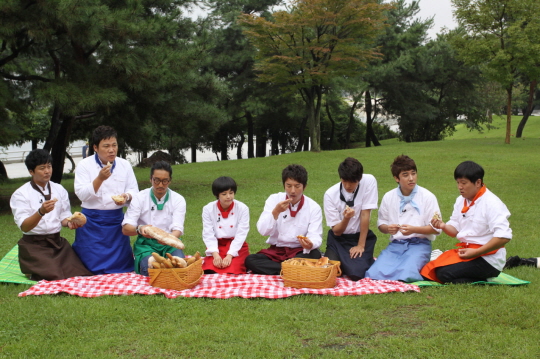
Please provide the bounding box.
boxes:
[202,238,250,274]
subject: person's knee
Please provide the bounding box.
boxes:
[435,267,452,283]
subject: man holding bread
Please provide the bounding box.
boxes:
[73,126,139,274]
[10,149,92,280]
[244,164,323,275]
[122,161,186,276]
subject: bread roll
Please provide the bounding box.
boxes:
[111,195,125,204]
[67,212,87,226]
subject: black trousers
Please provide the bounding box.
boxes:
[435,256,500,284]
[245,249,322,275]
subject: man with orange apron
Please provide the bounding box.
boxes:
[420,161,512,284]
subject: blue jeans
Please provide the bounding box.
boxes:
[139,249,185,276]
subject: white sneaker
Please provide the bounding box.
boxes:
[430,249,443,261]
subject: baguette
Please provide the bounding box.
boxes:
[144,226,185,250]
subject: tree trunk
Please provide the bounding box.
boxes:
[306,86,322,152]
[32,139,38,150]
[295,116,308,152]
[256,128,267,157]
[325,101,335,149]
[365,90,381,147]
[237,133,244,159]
[279,132,287,154]
[271,133,279,155]
[220,140,228,161]
[247,111,254,158]
[43,105,62,152]
[505,87,512,144]
[65,152,76,173]
[303,137,309,151]
[50,116,75,184]
[345,100,358,149]
[190,143,197,163]
[0,160,8,181]
[516,80,537,138]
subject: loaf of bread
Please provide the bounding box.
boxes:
[145,226,185,250]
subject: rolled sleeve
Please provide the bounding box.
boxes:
[304,204,323,252]
[228,205,250,257]
[202,207,219,256]
[257,195,279,237]
[169,195,186,234]
[323,191,342,228]
[122,195,142,227]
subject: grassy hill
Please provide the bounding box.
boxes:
[0,116,539,358]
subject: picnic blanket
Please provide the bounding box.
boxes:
[0,246,36,285]
[18,272,420,299]
[410,272,530,287]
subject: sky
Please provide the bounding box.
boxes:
[408,0,458,38]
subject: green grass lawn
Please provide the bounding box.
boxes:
[0,116,539,358]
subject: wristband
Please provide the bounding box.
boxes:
[37,208,45,216]
[136,225,143,235]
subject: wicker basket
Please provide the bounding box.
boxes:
[281,258,342,289]
[148,258,203,291]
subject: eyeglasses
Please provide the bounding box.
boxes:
[152,178,171,185]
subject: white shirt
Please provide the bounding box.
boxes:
[202,200,250,257]
[446,188,512,271]
[377,185,442,241]
[10,181,72,235]
[257,192,323,253]
[323,174,378,234]
[122,188,186,234]
[75,155,139,210]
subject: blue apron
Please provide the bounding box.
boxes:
[73,208,134,274]
[365,237,431,282]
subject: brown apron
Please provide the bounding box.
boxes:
[18,233,93,281]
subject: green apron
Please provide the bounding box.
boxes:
[133,234,179,274]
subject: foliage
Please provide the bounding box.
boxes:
[239,0,389,152]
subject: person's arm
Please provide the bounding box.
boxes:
[398,224,438,236]
[301,202,323,252]
[121,194,143,236]
[75,161,101,202]
[323,190,353,237]
[227,203,250,257]
[169,194,185,237]
[349,209,371,258]
[256,195,281,237]
[458,237,510,259]
[20,199,57,233]
[431,218,458,237]
[202,205,219,256]
[376,192,399,236]
[331,206,355,236]
[123,165,139,202]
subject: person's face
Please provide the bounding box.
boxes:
[29,163,52,187]
[284,178,305,204]
[456,177,482,201]
[340,179,359,193]
[93,137,117,164]
[151,169,171,198]
[218,189,235,209]
[395,169,417,195]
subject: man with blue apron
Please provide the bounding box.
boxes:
[73,126,139,274]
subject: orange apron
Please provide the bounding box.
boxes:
[420,243,500,283]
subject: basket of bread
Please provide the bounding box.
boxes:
[148,252,203,291]
[281,256,342,289]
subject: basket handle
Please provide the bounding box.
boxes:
[170,268,204,288]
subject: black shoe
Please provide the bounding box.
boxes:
[505,256,522,269]
[520,257,538,267]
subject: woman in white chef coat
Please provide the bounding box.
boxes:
[201,176,250,274]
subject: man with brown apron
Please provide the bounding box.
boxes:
[10,149,92,281]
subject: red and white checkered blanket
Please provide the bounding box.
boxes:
[18,273,419,299]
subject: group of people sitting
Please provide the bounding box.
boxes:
[11,125,535,285]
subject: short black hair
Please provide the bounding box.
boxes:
[150,161,172,178]
[25,149,52,172]
[454,161,484,183]
[391,155,417,178]
[338,157,363,182]
[282,164,308,187]
[212,176,237,198]
[92,125,117,148]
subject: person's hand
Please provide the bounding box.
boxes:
[430,218,446,230]
[297,236,313,250]
[212,252,223,268]
[387,224,400,235]
[399,224,415,236]
[221,254,233,268]
[349,245,364,259]
[40,198,57,215]
[97,164,112,181]
[458,248,478,259]
[343,206,355,219]
[67,220,83,230]
[139,225,153,239]
[274,199,292,214]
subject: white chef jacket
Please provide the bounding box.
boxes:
[202,200,250,257]
[323,174,378,234]
[10,181,72,235]
[377,185,442,241]
[446,188,512,271]
[257,192,322,253]
[74,155,138,210]
[122,188,186,234]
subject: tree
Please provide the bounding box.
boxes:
[239,0,388,152]
[451,0,540,143]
